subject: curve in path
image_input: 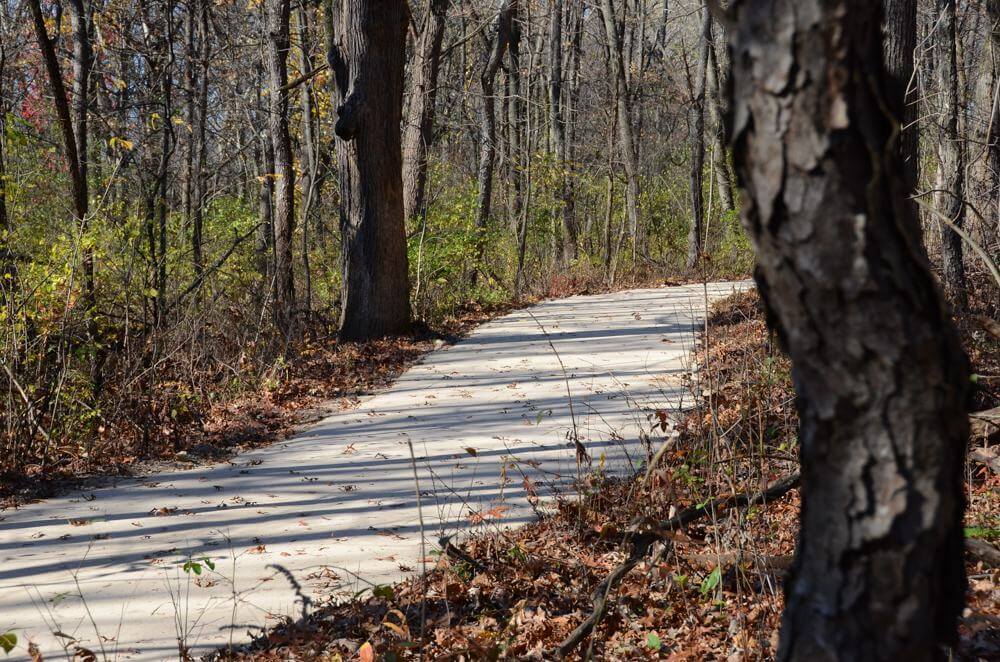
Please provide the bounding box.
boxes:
[0,282,747,661]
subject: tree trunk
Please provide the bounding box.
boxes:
[599,0,640,266]
[154,11,174,325]
[29,0,102,386]
[564,0,584,254]
[549,0,577,263]
[935,0,968,311]
[0,29,11,288]
[685,4,710,271]
[706,36,734,213]
[256,129,275,292]
[476,1,517,233]
[266,0,296,336]
[296,1,319,315]
[985,1,1000,243]
[507,5,524,232]
[882,0,919,191]
[727,1,970,659]
[402,0,449,222]
[192,0,211,293]
[327,0,411,340]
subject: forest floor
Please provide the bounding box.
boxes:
[211,283,1000,662]
[0,282,746,661]
[1,273,696,508]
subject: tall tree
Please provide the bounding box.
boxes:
[685,3,710,270]
[28,0,102,383]
[266,0,296,335]
[599,0,641,265]
[706,36,734,213]
[402,0,450,222]
[982,1,1000,242]
[327,0,411,340]
[882,0,918,189]
[727,0,971,658]
[935,0,968,311]
[475,0,517,233]
[549,0,577,263]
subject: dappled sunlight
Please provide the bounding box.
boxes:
[0,283,747,660]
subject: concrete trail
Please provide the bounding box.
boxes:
[0,282,746,661]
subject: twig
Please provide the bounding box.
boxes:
[914,198,1000,290]
[524,308,587,464]
[555,473,800,659]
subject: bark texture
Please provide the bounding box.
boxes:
[988,1,1000,241]
[266,0,296,334]
[882,0,918,189]
[402,0,449,222]
[727,0,970,659]
[706,37,734,213]
[475,1,517,232]
[685,5,710,271]
[934,0,968,311]
[328,0,411,340]
[599,0,640,264]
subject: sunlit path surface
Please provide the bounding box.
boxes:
[0,282,747,660]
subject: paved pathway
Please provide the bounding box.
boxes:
[0,283,746,660]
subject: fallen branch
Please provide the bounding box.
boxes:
[978,315,1000,342]
[682,551,794,574]
[970,407,1000,441]
[556,474,800,659]
[970,447,1000,476]
[967,538,1000,567]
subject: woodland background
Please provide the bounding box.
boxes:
[0,0,997,505]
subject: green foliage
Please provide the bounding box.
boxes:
[0,631,15,655]
[699,566,722,597]
[965,527,1000,540]
[409,179,512,321]
[181,556,217,576]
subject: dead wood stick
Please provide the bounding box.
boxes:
[970,447,1000,476]
[555,473,800,659]
[967,538,1000,567]
[970,407,1000,441]
[682,550,794,573]
[978,315,1000,342]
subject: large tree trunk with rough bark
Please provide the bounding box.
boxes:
[266,0,296,336]
[727,0,971,658]
[402,0,449,222]
[934,0,968,311]
[328,0,411,341]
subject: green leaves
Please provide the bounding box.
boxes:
[372,585,395,601]
[699,566,722,597]
[965,527,1000,540]
[0,631,16,654]
[645,632,661,651]
[180,556,216,575]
